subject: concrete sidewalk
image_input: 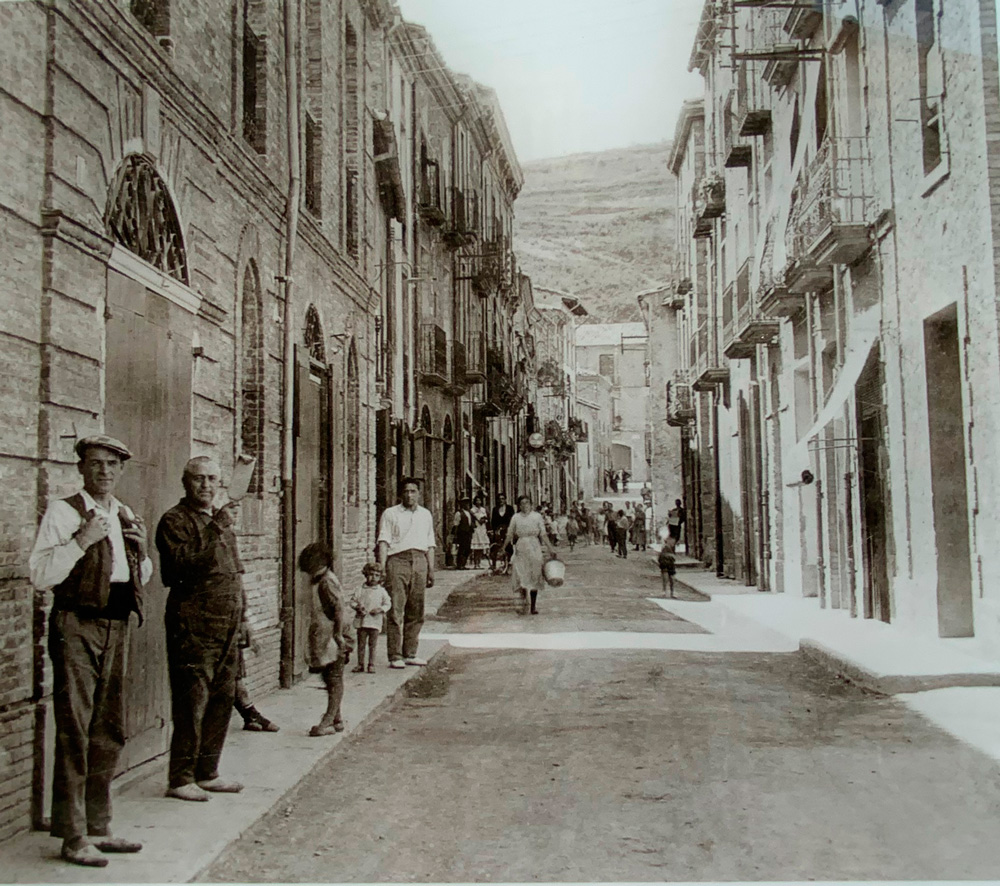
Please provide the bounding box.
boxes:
[1,567,476,884]
[672,568,1000,694]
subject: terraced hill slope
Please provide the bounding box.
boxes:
[513,142,677,322]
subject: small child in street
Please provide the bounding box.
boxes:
[297,543,354,736]
[565,513,579,551]
[349,562,392,674]
[658,538,677,598]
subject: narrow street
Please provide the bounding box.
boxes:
[205,543,1000,883]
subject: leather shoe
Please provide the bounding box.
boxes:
[404,657,427,666]
[197,778,244,793]
[93,836,143,853]
[61,842,109,867]
[244,714,280,733]
[309,720,345,736]
[388,660,405,669]
[165,783,211,802]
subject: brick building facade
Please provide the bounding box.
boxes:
[0,0,537,842]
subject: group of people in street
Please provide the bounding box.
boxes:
[603,468,632,494]
[30,438,437,868]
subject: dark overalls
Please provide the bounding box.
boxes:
[156,501,244,789]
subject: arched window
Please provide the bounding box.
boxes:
[105,154,188,283]
[304,304,325,364]
[240,263,264,495]
[346,340,360,504]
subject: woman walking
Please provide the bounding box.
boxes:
[504,495,556,615]
[470,495,490,569]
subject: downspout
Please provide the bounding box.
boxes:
[279,0,301,689]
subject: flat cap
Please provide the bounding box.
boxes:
[75,435,133,461]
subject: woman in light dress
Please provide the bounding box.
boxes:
[504,495,556,615]
[470,494,490,569]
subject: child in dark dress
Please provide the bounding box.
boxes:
[658,538,677,598]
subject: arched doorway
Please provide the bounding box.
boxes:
[294,304,332,679]
[102,154,192,773]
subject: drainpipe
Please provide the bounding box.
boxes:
[713,392,724,577]
[815,476,826,609]
[279,0,301,689]
[845,470,857,617]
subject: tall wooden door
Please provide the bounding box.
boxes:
[294,349,331,679]
[856,346,891,622]
[105,269,193,772]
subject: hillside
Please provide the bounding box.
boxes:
[513,142,677,323]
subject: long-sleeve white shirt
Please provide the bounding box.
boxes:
[29,490,153,591]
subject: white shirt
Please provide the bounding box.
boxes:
[29,490,153,590]
[376,504,437,556]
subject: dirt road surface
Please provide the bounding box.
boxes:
[204,542,1000,882]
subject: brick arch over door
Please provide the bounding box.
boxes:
[105,153,189,284]
[346,339,360,505]
[240,260,265,496]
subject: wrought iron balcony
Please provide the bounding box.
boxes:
[695,174,726,220]
[419,322,449,387]
[723,294,780,360]
[724,109,752,169]
[443,187,477,249]
[787,136,873,273]
[448,339,468,394]
[417,160,445,226]
[464,330,486,384]
[691,318,729,391]
[758,275,806,318]
[667,374,696,427]
[735,60,772,137]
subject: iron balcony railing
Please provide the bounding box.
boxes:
[419,321,449,386]
[465,330,486,382]
[787,136,873,265]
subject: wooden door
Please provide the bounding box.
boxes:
[105,269,192,772]
[294,351,330,679]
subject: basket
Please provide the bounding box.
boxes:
[542,557,565,587]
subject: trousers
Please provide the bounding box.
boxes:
[385,550,427,662]
[48,610,129,841]
[165,590,242,788]
[356,627,379,666]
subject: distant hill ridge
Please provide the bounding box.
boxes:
[513,142,677,323]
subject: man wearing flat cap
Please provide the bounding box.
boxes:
[29,435,152,867]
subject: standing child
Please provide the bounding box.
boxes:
[658,538,677,598]
[297,543,354,736]
[350,562,391,673]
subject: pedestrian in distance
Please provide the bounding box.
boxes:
[470,494,490,569]
[156,456,250,801]
[376,477,436,668]
[667,499,685,544]
[451,497,474,569]
[565,511,579,551]
[592,508,605,545]
[505,495,556,615]
[349,562,392,674]
[607,505,618,554]
[632,501,647,551]
[615,510,631,559]
[30,435,152,866]
[297,543,354,735]
[658,537,678,598]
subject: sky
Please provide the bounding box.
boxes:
[394,0,706,164]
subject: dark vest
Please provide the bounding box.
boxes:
[52,494,144,623]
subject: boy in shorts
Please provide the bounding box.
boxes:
[658,538,677,598]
